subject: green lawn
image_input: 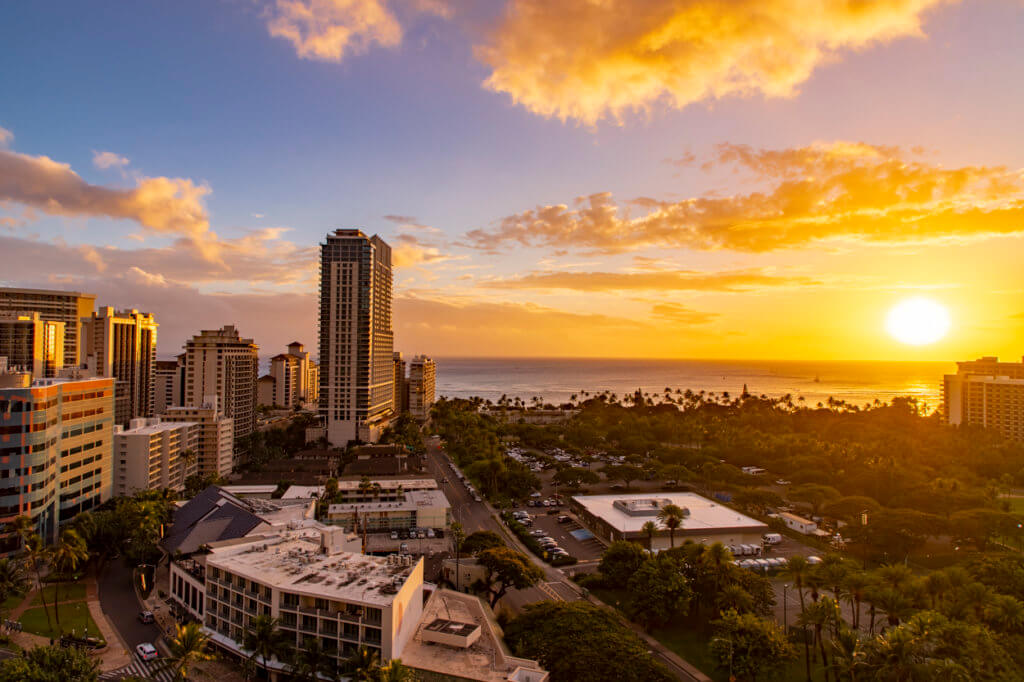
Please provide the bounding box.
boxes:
[30,582,87,606]
[1,594,24,612]
[19,602,103,641]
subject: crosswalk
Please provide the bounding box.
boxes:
[99,657,176,682]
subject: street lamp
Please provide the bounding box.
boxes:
[783,584,789,631]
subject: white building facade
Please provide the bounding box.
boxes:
[114,418,199,496]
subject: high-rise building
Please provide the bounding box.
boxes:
[0,287,96,367]
[945,356,1024,442]
[0,373,115,551]
[114,418,200,496]
[0,312,65,378]
[154,354,185,415]
[408,355,435,422]
[81,307,158,426]
[261,342,319,408]
[318,230,394,445]
[393,352,408,413]
[161,399,234,478]
[182,326,258,461]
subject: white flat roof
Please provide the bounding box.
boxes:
[335,478,438,491]
[119,421,197,436]
[572,492,766,534]
[328,489,450,515]
[207,530,420,607]
[222,485,279,495]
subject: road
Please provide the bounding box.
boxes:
[425,436,706,681]
[97,560,162,652]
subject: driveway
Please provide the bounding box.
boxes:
[97,560,162,651]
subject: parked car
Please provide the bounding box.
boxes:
[390,531,399,540]
[762,533,783,545]
[531,529,546,536]
[400,542,409,554]
[557,515,571,523]
[136,643,158,661]
[137,611,155,624]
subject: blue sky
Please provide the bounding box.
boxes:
[2,0,1024,360]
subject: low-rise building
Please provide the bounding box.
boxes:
[945,356,1024,442]
[570,492,768,552]
[113,418,199,496]
[200,526,423,668]
[326,489,450,532]
[401,588,548,682]
[779,512,818,535]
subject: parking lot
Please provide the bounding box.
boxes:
[510,506,606,563]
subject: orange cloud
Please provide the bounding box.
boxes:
[0,147,220,260]
[391,233,453,267]
[265,0,452,62]
[650,303,718,325]
[484,268,815,292]
[476,0,947,124]
[467,142,1024,253]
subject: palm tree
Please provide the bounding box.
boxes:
[164,622,213,680]
[345,646,381,681]
[829,627,866,682]
[871,588,912,630]
[641,521,657,553]
[656,504,684,549]
[787,556,809,613]
[288,637,337,682]
[378,659,415,681]
[701,542,732,596]
[23,533,54,634]
[841,571,873,631]
[799,598,838,681]
[450,522,466,591]
[243,615,291,679]
[715,584,754,614]
[0,557,27,618]
[50,528,88,630]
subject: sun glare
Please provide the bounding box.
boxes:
[886,297,951,346]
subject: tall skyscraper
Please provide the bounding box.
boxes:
[0,372,115,551]
[0,287,96,367]
[81,307,158,426]
[0,312,65,378]
[318,229,394,445]
[182,326,258,461]
[408,355,436,422]
[945,356,1024,442]
[393,351,407,413]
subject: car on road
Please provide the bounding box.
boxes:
[775,479,791,486]
[474,495,482,502]
[137,611,155,624]
[135,643,158,661]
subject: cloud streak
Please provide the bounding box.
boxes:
[477,0,948,124]
[467,142,1024,254]
[483,268,815,292]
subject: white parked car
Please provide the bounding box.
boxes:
[136,643,158,661]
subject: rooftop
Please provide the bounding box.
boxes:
[401,589,548,682]
[328,489,450,515]
[206,530,420,607]
[118,420,197,436]
[573,492,767,534]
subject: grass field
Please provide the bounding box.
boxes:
[20,601,102,641]
[30,583,87,606]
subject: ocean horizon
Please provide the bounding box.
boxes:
[433,357,954,412]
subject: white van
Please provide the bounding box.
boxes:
[762,533,783,545]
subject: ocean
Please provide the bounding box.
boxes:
[433,357,954,412]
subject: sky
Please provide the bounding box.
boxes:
[1,0,1023,362]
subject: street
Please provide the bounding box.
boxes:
[424,437,706,681]
[97,560,162,652]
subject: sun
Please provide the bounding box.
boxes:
[885,297,951,346]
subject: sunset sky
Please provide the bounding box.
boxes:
[2,0,1023,361]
